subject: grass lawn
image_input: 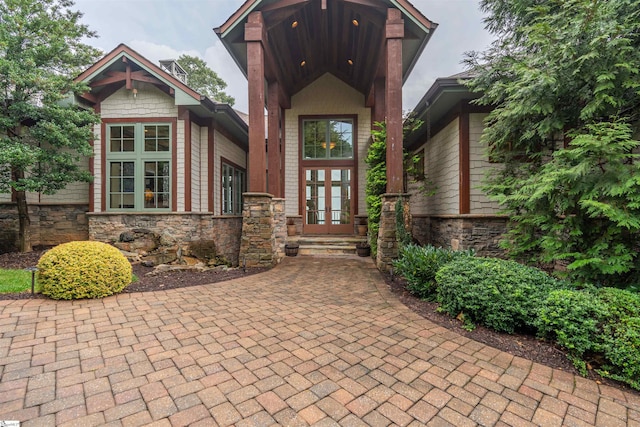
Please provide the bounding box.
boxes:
[0,268,38,293]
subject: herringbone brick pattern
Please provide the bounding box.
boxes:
[0,256,638,426]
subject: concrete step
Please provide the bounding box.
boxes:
[287,235,368,256]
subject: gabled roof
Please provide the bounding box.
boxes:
[215,0,437,99]
[74,44,248,148]
[75,44,202,106]
[404,72,482,150]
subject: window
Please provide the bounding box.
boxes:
[303,118,353,159]
[107,123,171,210]
[221,161,245,215]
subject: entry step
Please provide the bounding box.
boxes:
[286,235,368,256]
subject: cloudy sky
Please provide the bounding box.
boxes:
[74,0,494,113]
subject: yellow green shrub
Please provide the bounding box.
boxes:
[38,241,132,300]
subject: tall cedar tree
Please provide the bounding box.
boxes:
[0,0,100,252]
[465,0,640,287]
[177,55,235,105]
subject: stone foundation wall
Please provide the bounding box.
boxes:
[209,216,243,266]
[376,194,411,272]
[88,213,242,266]
[411,215,431,245]
[0,203,89,253]
[427,215,508,258]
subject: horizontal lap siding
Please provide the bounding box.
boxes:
[411,119,459,215]
[469,113,501,214]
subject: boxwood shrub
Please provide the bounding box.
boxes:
[536,289,608,373]
[392,244,474,299]
[435,257,570,333]
[538,287,640,389]
[38,241,132,300]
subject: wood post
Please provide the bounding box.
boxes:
[267,81,282,197]
[385,8,404,193]
[245,12,267,193]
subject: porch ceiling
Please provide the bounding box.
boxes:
[216,0,437,99]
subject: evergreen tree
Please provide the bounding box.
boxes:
[0,0,101,252]
[466,0,640,287]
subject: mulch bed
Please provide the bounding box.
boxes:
[0,248,266,300]
[0,249,636,395]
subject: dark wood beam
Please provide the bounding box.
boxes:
[372,77,385,125]
[343,0,386,13]
[459,107,470,214]
[246,11,268,193]
[78,92,98,104]
[90,70,164,88]
[261,0,308,12]
[267,81,282,197]
[208,120,215,212]
[385,8,404,193]
[179,107,192,212]
[125,63,132,90]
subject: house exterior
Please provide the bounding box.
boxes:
[5,1,503,268]
[216,0,437,269]
[404,73,507,257]
[0,44,250,265]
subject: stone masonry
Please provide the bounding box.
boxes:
[428,215,508,258]
[89,212,243,266]
[376,193,411,272]
[0,203,89,253]
[239,193,284,268]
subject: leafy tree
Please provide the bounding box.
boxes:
[177,55,235,105]
[0,0,101,252]
[465,0,640,287]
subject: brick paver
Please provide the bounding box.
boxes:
[1,255,639,425]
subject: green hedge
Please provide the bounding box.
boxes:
[393,244,474,299]
[537,287,640,389]
[435,257,570,333]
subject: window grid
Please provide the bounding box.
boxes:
[303,119,354,160]
[107,123,171,211]
[222,162,245,215]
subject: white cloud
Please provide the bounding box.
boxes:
[75,0,493,113]
[128,40,200,64]
[203,42,248,112]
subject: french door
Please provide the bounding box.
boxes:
[304,167,354,234]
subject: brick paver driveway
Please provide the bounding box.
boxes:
[1,256,639,426]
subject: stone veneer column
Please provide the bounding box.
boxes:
[376,193,411,272]
[272,198,286,261]
[239,193,281,268]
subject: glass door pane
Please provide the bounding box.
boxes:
[303,167,353,234]
[330,169,351,225]
[305,169,325,225]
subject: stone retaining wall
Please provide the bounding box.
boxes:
[0,203,89,253]
[88,213,243,266]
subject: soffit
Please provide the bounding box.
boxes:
[216,0,436,99]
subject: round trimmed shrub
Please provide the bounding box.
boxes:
[38,241,132,300]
